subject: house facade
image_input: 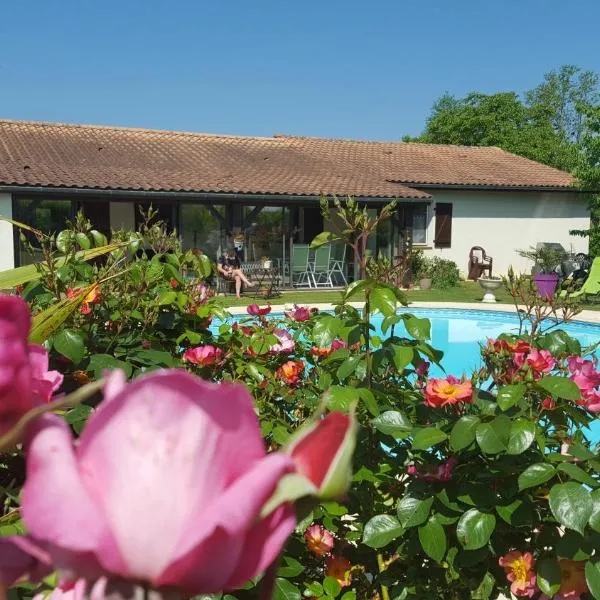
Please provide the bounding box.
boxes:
[0,119,590,276]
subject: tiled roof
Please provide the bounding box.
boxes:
[0,120,575,200]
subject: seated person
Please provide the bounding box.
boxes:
[217,248,255,298]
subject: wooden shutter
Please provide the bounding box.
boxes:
[434,203,452,248]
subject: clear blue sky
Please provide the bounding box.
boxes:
[1,0,599,140]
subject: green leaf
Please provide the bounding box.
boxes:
[397,495,434,528]
[402,314,431,341]
[357,388,379,417]
[323,576,341,598]
[371,287,398,317]
[557,463,598,487]
[496,383,526,411]
[589,490,600,533]
[549,482,593,534]
[392,345,414,371]
[88,354,132,378]
[495,499,534,527]
[449,415,480,451]
[372,411,412,438]
[518,463,556,491]
[362,514,405,549]
[310,231,340,249]
[418,518,447,562]
[337,355,362,381]
[537,557,561,597]
[54,329,85,364]
[340,592,356,600]
[75,232,91,250]
[456,509,495,550]
[586,561,600,600]
[475,415,511,454]
[0,242,124,289]
[412,427,448,451]
[507,419,536,455]
[157,291,177,305]
[537,376,581,401]
[471,571,495,600]
[277,556,304,578]
[272,578,301,600]
[29,286,96,344]
[313,315,342,347]
[304,582,323,597]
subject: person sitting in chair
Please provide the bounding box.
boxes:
[217,248,256,299]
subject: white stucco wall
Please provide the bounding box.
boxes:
[0,193,15,272]
[109,201,135,231]
[421,190,589,276]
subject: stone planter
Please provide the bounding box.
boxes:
[478,277,502,303]
[262,260,272,269]
[419,277,432,290]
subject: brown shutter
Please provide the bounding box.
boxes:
[434,203,452,248]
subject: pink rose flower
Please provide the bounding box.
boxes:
[424,375,473,408]
[513,348,555,377]
[415,360,430,376]
[270,330,295,354]
[182,345,223,366]
[0,295,63,435]
[284,305,312,322]
[18,372,297,595]
[247,304,271,317]
[408,457,458,482]
[304,524,335,556]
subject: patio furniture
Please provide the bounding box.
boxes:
[329,242,348,285]
[468,246,493,280]
[311,245,334,288]
[291,244,313,288]
[560,257,600,301]
[242,263,281,299]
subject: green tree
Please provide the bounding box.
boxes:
[525,64,599,144]
[571,105,600,257]
[407,91,574,170]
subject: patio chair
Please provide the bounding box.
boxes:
[329,242,348,285]
[291,244,313,288]
[311,244,334,288]
[560,257,600,301]
[468,246,493,280]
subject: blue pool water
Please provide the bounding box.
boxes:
[369,308,600,378]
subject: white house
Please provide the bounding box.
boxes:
[0,119,589,276]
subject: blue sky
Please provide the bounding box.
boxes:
[1,0,599,140]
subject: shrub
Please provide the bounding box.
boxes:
[430,256,460,288]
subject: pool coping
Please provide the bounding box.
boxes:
[225,301,600,325]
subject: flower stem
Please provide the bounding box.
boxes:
[377,553,390,600]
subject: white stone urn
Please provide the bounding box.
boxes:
[478,277,502,303]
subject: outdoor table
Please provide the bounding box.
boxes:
[242,265,281,299]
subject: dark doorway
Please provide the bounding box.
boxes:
[302,206,324,244]
[80,201,110,236]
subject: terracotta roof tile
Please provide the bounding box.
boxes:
[0,120,575,199]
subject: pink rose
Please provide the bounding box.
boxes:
[0,295,63,435]
[270,330,295,354]
[182,345,223,366]
[247,304,271,317]
[513,348,555,377]
[284,305,312,322]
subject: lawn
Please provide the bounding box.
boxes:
[218,281,515,308]
[218,280,599,311]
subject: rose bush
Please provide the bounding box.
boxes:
[1,203,599,599]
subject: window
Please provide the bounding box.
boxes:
[179,204,226,261]
[13,198,74,266]
[412,205,428,244]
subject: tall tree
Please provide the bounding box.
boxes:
[525,64,599,144]
[407,91,575,170]
[571,105,600,257]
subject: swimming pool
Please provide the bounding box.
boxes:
[368,308,600,378]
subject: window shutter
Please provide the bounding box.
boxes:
[434,203,452,248]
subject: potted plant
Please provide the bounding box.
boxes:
[517,246,563,298]
[415,257,433,290]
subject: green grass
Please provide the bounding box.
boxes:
[218,281,514,308]
[218,281,600,311]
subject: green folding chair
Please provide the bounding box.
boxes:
[291,244,313,288]
[329,242,348,285]
[311,245,333,288]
